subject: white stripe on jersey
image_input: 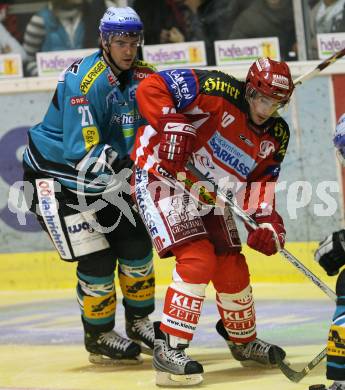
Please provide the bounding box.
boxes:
[135,125,157,164]
[143,144,160,172]
[35,178,72,259]
[168,134,176,160]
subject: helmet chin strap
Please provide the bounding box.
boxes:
[102,43,123,76]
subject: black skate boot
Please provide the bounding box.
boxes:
[216,319,286,368]
[85,330,142,365]
[153,322,204,386]
[328,383,345,390]
[126,315,154,355]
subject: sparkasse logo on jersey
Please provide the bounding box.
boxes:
[208,131,256,178]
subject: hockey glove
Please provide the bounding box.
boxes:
[158,113,196,171]
[247,211,286,256]
[315,230,345,276]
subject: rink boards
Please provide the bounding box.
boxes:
[0,241,337,290]
[0,67,345,257]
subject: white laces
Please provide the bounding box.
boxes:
[99,331,132,352]
[132,317,154,343]
[165,346,190,366]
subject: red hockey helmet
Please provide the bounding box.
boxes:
[246,57,294,104]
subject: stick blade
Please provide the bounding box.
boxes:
[273,347,305,383]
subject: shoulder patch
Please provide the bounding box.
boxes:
[271,119,290,162]
[133,60,157,72]
[199,70,243,103]
[80,60,107,95]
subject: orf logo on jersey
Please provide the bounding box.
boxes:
[258,140,275,158]
[70,96,89,105]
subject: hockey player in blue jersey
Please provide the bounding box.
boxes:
[22,7,157,365]
[314,113,345,390]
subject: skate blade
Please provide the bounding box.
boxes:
[240,358,290,369]
[89,353,143,366]
[156,370,203,387]
[140,345,153,356]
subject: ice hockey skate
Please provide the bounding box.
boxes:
[309,384,345,390]
[328,383,345,390]
[216,319,286,368]
[85,329,142,365]
[126,315,154,355]
[153,322,204,387]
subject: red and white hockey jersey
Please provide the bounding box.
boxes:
[132,68,290,214]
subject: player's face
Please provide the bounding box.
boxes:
[248,93,282,125]
[108,35,140,70]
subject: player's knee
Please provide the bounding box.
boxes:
[118,253,155,303]
[212,253,250,293]
[77,253,115,277]
[172,269,207,297]
[173,239,217,284]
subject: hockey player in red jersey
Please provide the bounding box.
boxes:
[131,57,294,386]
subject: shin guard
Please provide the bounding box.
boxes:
[216,285,256,343]
[118,254,155,318]
[77,271,116,332]
[160,281,206,340]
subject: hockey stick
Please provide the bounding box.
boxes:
[293,47,345,86]
[185,162,336,381]
[272,346,327,383]
[266,48,345,382]
[186,162,336,300]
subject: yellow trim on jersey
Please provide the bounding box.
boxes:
[82,126,99,151]
[133,60,157,72]
[123,128,134,138]
[80,60,107,95]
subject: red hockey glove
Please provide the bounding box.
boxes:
[158,113,196,171]
[247,211,286,256]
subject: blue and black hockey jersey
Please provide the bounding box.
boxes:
[23,50,156,193]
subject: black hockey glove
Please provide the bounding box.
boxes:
[111,154,134,174]
[315,229,345,276]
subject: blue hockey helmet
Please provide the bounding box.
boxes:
[99,7,144,44]
[334,113,345,165]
